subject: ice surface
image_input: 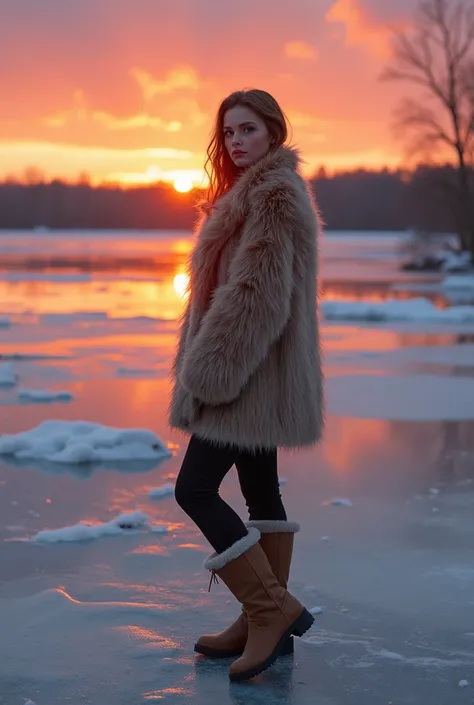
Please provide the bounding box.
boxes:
[327,374,474,420]
[1,271,93,283]
[0,420,171,464]
[116,367,161,377]
[39,312,168,325]
[0,361,17,386]
[322,298,474,323]
[1,232,473,705]
[390,344,474,368]
[18,388,74,403]
[442,275,474,290]
[0,353,70,361]
[328,343,474,370]
[32,510,154,543]
[149,484,175,499]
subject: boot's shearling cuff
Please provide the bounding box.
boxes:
[204,528,261,572]
[246,520,300,534]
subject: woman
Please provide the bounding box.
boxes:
[169,89,324,682]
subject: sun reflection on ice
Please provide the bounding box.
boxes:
[117,625,179,650]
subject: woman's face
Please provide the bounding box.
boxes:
[223,105,273,169]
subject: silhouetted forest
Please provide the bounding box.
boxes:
[0,164,470,233]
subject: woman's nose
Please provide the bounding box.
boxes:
[232,134,242,146]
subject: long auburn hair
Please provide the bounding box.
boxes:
[204,89,289,205]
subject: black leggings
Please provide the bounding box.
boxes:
[175,435,287,554]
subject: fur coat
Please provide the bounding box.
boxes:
[168,145,324,451]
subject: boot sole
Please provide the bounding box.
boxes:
[229,608,314,683]
[194,635,294,659]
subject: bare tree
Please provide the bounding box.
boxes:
[382,0,474,256]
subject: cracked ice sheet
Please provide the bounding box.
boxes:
[1,237,474,704]
[1,415,473,705]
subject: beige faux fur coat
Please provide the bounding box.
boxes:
[168,145,324,450]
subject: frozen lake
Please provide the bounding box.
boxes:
[0,230,473,704]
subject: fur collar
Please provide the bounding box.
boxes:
[199,145,301,216]
[188,145,302,319]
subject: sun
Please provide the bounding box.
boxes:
[174,175,194,193]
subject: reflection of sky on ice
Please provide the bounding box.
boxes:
[0,232,473,704]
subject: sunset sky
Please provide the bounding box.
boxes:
[1,0,422,187]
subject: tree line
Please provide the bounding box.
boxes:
[0,163,469,236]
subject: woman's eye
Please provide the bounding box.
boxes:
[243,126,254,133]
[224,130,233,138]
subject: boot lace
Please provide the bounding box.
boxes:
[208,569,219,592]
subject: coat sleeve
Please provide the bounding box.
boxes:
[171,298,191,380]
[180,185,295,406]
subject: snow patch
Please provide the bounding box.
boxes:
[459,679,469,688]
[32,510,152,543]
[440,251,473,272]
[18,389,74,403]
[372,648,471,668]
[310,606,323,615]
[322,298,474,324]
[427,566,474,583]
[0,362,17,387]
[0,420,171,464]
[149,484,175,500]
[323,498,353,508]
[442,275,474,290]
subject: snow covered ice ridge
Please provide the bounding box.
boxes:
[0,361,17,386]
[321,297,474,323]
[31,510,172,543]
[440,251,473,272]
[18,389,74,403]
[149,484,175,499]
[0,420,172,464]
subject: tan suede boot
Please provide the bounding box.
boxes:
[194,521,300,658]
[201,528,314,682]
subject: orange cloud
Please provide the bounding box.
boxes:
[130,65,202,103]
[325,0,392,58]
[93,112,182,132]
[0,141,195,184]
[0,1,417,183]
[43,85,185,133]
[284,41,318,60]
